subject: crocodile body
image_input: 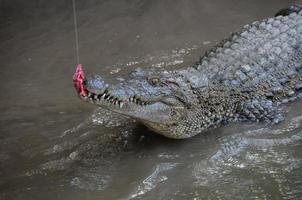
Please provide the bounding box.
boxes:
[73,6,302,139]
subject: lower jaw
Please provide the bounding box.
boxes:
[142,123,183,139]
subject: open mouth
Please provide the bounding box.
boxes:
[84,89,151,108]
[73,64,153,109]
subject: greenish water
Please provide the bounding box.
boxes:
[0,0,301,199]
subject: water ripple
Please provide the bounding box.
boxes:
[192,118,302,199]
[128,163,177,199]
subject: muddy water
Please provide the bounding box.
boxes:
[1,0,302,199]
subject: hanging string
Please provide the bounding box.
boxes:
[72,0,80,64]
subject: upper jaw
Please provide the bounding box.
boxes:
[82,76,167,108]
[73,65,186,110]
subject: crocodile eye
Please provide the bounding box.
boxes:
[148,76,160,86]
[170,110,178,117]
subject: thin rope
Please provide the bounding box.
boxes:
[72,0,80,64]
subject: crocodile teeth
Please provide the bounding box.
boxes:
[104,94,110,100]
[89,91,147,107]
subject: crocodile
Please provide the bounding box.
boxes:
[73,6,302,139]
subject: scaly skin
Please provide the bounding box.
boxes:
[73,6,302,139]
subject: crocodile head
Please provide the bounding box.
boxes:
[73,64,193,139]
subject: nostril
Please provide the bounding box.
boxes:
[82,79,87,86]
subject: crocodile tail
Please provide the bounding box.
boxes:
[275,5,302,17]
